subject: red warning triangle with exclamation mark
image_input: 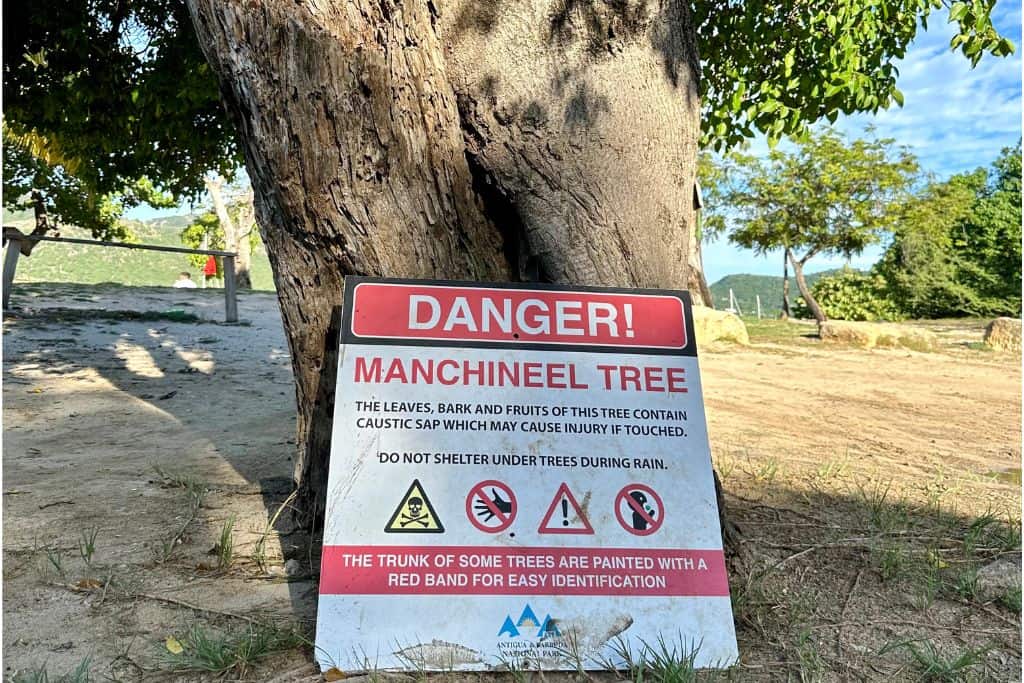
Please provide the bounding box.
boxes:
[538,483,594,534]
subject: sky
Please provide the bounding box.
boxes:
[127,2,1022,283]
[702,0,1022,282]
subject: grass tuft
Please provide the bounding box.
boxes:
[880,639,989,682]
[754,458,779,485]
[11,657,92,683]
[216,516,235,570]
[998,586,1022,614]
[151,466,208,564]
[794,628,823,683]
[601,634,702,683]
[253,490,298,573]
[952,566,979,602]
[44,548,66,580]
[78,526,100,567]
[855,479,909,533]
[161,622,308,677]
[642,634,701,683]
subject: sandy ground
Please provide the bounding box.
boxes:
[3,283,1021,681]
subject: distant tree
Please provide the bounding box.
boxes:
[719,128,918,323]
[956,143,1023,314]
[180,178,259,289]
[874,172,983,317]
[876,143,1022,317]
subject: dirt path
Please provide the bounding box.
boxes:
[702,341,1021,509]
[3,284,1020,681]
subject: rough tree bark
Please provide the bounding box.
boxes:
[437,0,701,286]
[205,176,254,289]
[2,190,57,257]
[687,230,714,307]
[186,0,703,527]
[187,0,513,523]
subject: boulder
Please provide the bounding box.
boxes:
[983,317,1022,353]
[975,555,1022,603]
[819,320,876,347]
[691,306,749,347]
[818,320,937,351]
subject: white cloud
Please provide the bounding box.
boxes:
[706,1,1021,282]
[838,1,1021,177]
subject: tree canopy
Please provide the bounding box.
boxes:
[696,0,1016,151]
[719,128,919,257]
[3,0,238,234]
[708,127,919,321]
[3,0,1014,233]
[875,142,1022,317]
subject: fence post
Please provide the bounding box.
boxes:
[223,255,238,323]
[3,239,22,310]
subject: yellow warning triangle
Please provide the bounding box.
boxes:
[384,479,444,533]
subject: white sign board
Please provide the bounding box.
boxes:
[315,278,738,671]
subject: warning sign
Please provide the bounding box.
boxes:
[538,483,593,535]
[316,278,738,672]
[466,480,517,533]
[384,480,444,533]
[615,483,664,536]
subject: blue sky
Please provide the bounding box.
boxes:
[703,0,1022,282]
[129,3,1022,283]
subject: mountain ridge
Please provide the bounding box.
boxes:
[710,269,855,316]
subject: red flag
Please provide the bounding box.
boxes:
[203,255,218,277]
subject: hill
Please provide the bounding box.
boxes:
[710,269,853,316]
[3,212,276,290]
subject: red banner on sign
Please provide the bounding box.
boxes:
[319,545,728,596]
[350,283,686,348]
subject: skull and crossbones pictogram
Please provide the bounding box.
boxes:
[400,496,430,527]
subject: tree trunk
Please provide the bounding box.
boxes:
[186,0,701,527]
[187,0,513,525]
[231,194,256,290]
[19,190,56,256]
[780,248,791,319]
[234,221,253,290]
[789,251,826,323]
[205,176,254,289]
[436,0,701,287]
[687,226,714,307]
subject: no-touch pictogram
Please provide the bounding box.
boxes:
[384,479,444,533]
[466,480,517,533]
[538,482,594,535]
[615,483,664,536]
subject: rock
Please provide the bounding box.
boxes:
[818,320,937,351]
[819,320,876,347]
[984,318,1022,353]
[975,555,1022,603]
[284,558,303,577]
[691,306,749,347]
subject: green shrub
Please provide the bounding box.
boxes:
[793,268,903,321]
